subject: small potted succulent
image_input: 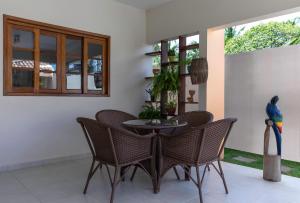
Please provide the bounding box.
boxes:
[165,100,177,116]
[168,45,177,62]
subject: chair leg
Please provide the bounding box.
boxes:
[196,166,204,203]
[184,166,191,181]
[120,167,126,182]
[83,159,95,194]
[110,166,120,203]
[173,167,180,180]
[130,166,138,181]
[217,160,228,194]
[200,164,208,185]
[150,158,158,194]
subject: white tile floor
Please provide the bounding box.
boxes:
[1,158,300,203]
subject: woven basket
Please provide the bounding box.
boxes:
[190,58,208,84]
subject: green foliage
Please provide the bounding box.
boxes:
[152,65,179,98]
[138,105,161,119]
[168,45,177,56]
[224,27,245,44]
[225,21,300,55]
[165,100,177,109]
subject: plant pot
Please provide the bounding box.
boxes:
[187,97,193,103]
[168,56,177,62]
[166,107,176,116]
[153,68,160,75]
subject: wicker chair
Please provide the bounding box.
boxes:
[95,109,137,129]
[160,118,237,203]
[169,111,214,180]
[130,111,214,182]
[171,111,214,135]
[77,117,157,203]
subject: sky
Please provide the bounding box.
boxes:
[235,11,300,33]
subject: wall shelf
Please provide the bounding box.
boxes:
[161,61,179,67]
[145,76,154,80]
[180,43,199,51]
[144,35,200,117]
[145,100,160,104]
[145,51,161,56]
[180,101,199,104]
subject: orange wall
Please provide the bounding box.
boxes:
[207,29,225,120]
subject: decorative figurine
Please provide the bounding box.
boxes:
[266,96,283,156]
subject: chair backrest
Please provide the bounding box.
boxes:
[95,110,137,129]
[176,111,214,127]
[170,111,214,135]
[77,117,116,164]
[198,118,237,164]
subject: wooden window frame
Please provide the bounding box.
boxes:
[3,15,110,97]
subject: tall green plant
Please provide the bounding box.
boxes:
[152,65,179,98]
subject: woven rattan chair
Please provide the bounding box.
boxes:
[77,117,157,203]
[130,111,214,182]
[171,111,214,135]
[96,109,137,129]
[169,111,214,180]
[96,109,152,180]
[160,118,237,203]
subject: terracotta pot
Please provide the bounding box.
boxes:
[166,107,176,116]
[187,97,193,103]
[153,68,160,75]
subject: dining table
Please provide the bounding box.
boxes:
[122,119,187,193]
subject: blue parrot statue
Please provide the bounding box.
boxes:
[266,96,283,156]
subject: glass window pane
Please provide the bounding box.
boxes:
[40,34,57,89]
[12,69,33,87]
[66,37,82,90]
[12,29,34,49]
[12,50,34,70]
[87,43,103,91]
[40,73,57,89]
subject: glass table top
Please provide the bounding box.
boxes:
[122,119,187,130]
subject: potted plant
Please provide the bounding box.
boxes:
[152,55,161,75]
[138,105,161,119]
[152,65,179,98]
[165,100,177,116]
[168,45,177,62]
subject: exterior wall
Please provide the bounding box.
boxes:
[225,45,300,162]
[0,0,150,169]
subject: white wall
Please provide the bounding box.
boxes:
[146,0,300,43]
[225,45,300,162]
[0,0,150,169]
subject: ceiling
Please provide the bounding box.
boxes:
[116,0,175,10]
